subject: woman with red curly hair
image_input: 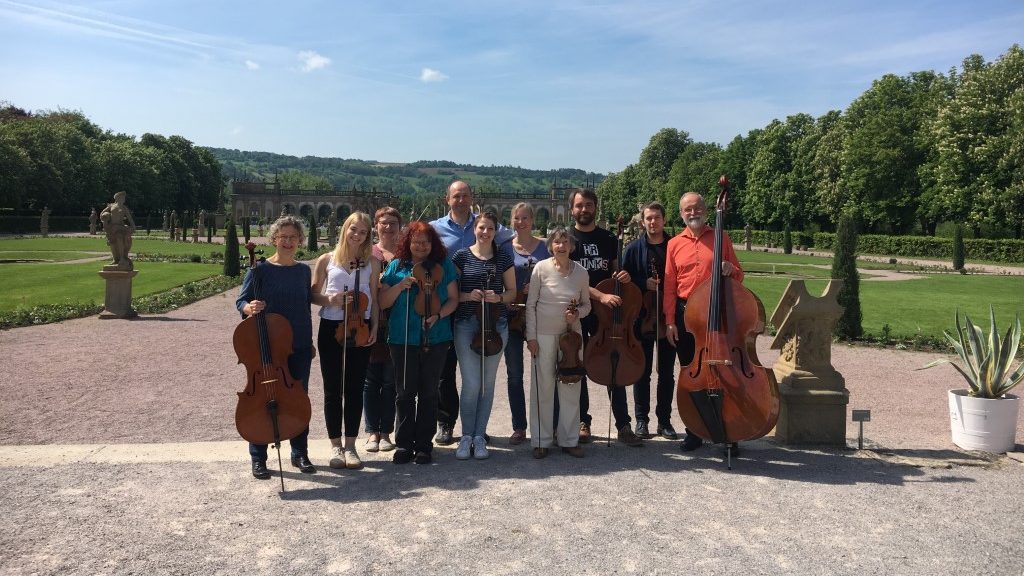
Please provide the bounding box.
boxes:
[378,221,458,465]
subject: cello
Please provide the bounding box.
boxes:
[233,243,312,488]
[676,176,779,467]
[582,217,645,388]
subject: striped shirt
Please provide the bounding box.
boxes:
[452,247,514,320]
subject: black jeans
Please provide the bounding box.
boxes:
[393,342,451,454]
[578,314,632,430]
[248,346,312,462]
[318,319,371,439]
[633,335,676,426]
[437,345,460,427]
[364,355,396,434]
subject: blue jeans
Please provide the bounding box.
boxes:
[454,317,508,438]
[503,330,528,431]
[249,347,312,462]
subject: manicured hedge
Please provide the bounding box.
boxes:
[0,215,89,234]
[726,230,1024,263]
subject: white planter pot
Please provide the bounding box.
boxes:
[948,389,1020,453]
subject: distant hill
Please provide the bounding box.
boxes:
[205,148,603,197]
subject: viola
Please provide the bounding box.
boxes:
[471,267,504,356]
[507,256,535,337]
[557,299,586,383]
[676,176,780,459]
[413,260,443,351]
[334,257,371,347]
[233,243,312,484]
[639,260,666,340]
[582,218,645,387]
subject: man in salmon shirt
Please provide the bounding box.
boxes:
[663,191,743,454]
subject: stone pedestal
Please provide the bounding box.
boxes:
[770,279,849,445]
[98,269,139,319]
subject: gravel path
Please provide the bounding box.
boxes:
[1,277,1022,575]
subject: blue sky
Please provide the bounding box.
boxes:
[1,1,1022,174]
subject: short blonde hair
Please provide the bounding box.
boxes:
[510,202,534,219]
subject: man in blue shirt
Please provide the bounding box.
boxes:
[429,180,513,444]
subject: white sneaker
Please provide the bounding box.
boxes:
[329,445,344,469]
[473,435,489,460]
[344,448,363,470]
[456,435,473,460]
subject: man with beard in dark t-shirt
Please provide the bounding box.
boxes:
[567,188,643,447]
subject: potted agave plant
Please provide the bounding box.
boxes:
[921,307,1023,453]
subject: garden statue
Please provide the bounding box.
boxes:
[99,191,136,271]
[169,210,178,240]
[89,208,98,235]
[745,223,752,251]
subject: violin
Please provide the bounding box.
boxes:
[334,257,371,347]
[582,218,645,387]
[676,176,779,459]
[413,260,443,351]
[557,299,586,383]
[233,243,312,484]
[470,267,504,356]
[369,257,392,363]
[506,256,535,337]
[639,260,665,340]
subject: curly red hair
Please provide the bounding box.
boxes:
[395,221,447,264]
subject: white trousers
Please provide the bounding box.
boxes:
[529,332,582,448]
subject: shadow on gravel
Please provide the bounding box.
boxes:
[268,439,972,502]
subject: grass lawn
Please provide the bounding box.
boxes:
[0,261,224,311]
[744,274,1024,340]
[0,251,101,262]
[0,236,231,257]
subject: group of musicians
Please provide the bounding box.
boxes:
[236,180,742,479]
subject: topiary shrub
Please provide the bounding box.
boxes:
[223,218,241,277]
[832,211,862,340]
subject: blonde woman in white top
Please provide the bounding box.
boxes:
[312,212,380,469]
[525,226,591,458]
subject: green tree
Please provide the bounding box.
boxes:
[224,218,240,277]
[831,211,862,339]
[665,142,722,224]
[638,128,691,203]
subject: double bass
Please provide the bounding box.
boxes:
[233,243,312,488]
[582,217,645,388]
[676,176,779,466]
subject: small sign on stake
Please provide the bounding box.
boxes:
[851,409,871,449]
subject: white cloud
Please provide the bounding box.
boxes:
[298,50,330,72]
[420,67,448,83]
[244,59,260,70]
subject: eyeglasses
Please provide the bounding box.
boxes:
[410,240,431,246]
[277,235,300,242]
